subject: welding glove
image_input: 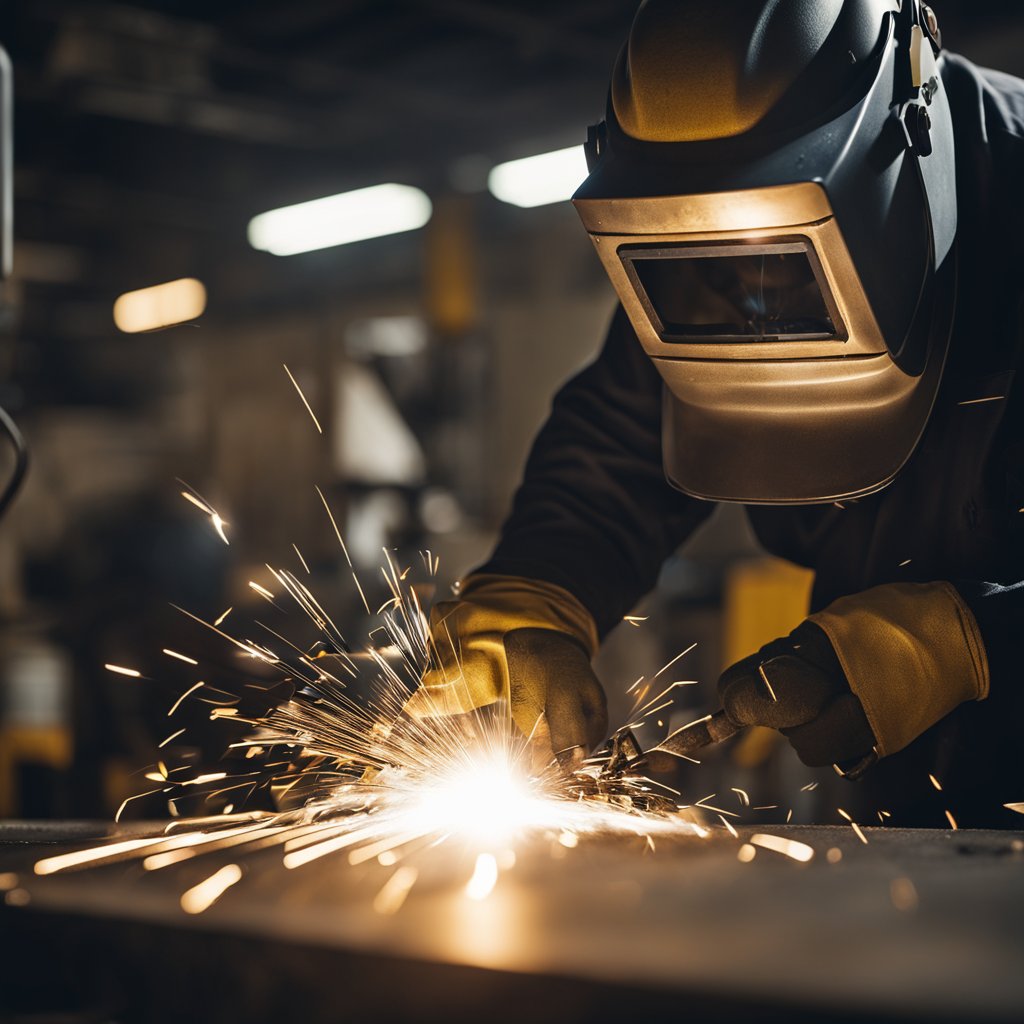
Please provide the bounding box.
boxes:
[402,573,608,765]
[717,582,990,768]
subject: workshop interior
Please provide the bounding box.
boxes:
[1,2,1023,1021]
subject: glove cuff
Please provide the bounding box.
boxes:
[808,581,989,758]
[453,573,599,656]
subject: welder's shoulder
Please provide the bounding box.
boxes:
[943,53,1024,261]
[943,52,1024,141]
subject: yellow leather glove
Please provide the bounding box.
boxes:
[718,582,989,767]
[403,573,608,763]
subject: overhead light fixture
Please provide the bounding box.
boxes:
[487,145,588,209]
[247,184,432,256]
[345,315,428,359]
[113,277,207,333]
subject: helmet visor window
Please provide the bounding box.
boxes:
[621,240,839,342]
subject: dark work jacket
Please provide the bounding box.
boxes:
[481,55,1024,828]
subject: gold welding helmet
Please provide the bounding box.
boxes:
[573,0,957,504]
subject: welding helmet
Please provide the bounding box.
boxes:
[574,0,956,504]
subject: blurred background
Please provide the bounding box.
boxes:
[0,0,1020,823]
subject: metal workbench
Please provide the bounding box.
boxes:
[1,820,1022,1023]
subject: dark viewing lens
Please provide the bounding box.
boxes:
[630,248,836,341]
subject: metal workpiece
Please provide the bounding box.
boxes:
[1,821,1022,1023]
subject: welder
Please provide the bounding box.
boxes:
[407,0,1024,827]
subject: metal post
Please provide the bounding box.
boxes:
[0,44,10,279]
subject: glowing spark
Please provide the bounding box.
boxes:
[374,866,419,914]
[180,863,243,915]
[719,815,738,838]
[891,876,918,911]
[348,830,427,867]
[143,834,233,871]
[653,642,697,679]
[558,831,579,848]
[731,787,750,807]
[945,809,958,830]
[179,772,228,787]
[898,559,912,567]
[283,363,323,434]
[957,395,1004,405]
[623,615,648,627]
[248,581,275,601]
[757,663,778,702]
[316,485,370,614]
[115,789,165,823]
[180,490,229,544]
[928,773,942,791]
[465,853,498,901]
[1004,802,1024,814]
[293,544,311,574]
[105,663,141,678]
[750,833,814,862]
[145,825,289,871]
[285,824,386,870]
[35,836,169,875]
[214,607,232,627]
[838,807,868,844]
[827,847,843,863]
[737,844,756,862]
[211,513,230,546]
[168,682,204,716]
[634,680,699,718]
[181,491,213,514]
[800,782,818,792]
[315,485,352,565]
[163,649,198,666]
[691,802,735,818]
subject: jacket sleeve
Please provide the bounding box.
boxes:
[955,580,1024,698]
[478,305,715,638]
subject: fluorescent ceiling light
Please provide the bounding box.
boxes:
[487,145,588,209]
[345,315,428,359]
[247,183,432,256]
[113,277,206,333]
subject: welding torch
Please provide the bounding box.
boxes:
[601,708,877,780]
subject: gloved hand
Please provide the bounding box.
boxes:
[717,582,990,768]
[403,574,608,766]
